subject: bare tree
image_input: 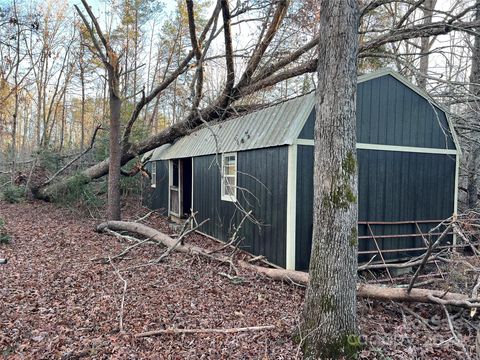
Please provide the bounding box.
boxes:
[467,0,480,210]
[299,0,359,358]
[75,0,122,220]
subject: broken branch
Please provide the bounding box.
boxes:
[135,325,275,338]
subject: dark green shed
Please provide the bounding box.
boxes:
[143,69,460,270]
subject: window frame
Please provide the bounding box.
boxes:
[151,161,157,188]
[221,152,237,202]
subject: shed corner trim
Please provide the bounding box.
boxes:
[286,144,297,270]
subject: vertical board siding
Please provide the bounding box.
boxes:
[296,149,456,270]
[357,150,456,262]
[192,147,288,267]
[295,145,314,270]
[298,110,315,139]
[356,75,455,149]
[143,160,169,214]
[299,74,455,149]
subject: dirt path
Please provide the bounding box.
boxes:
[0,200,303,359]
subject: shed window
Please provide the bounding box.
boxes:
[151,162,156,188]
[221,153,237,202]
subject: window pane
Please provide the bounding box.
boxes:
[224,164,236,175]
[151,162,156,187]
[223,155,236,176]
[224,176,235,196]
[222,154,236,201]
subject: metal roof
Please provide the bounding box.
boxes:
[145,68,459,161]
[155,92,316,160]
[141,144,172,162]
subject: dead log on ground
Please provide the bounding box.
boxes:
[96,221,480,308]
[135,325,276,338]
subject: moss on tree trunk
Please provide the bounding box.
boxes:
[299,0,360,358]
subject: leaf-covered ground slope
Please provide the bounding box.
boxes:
[0,200,476,359]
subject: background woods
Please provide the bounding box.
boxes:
[2,0,480,211]
[0,0,478,201]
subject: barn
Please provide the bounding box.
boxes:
[142,69,460,271]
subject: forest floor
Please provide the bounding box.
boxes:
[0,199,478,359]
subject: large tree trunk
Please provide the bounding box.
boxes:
[107,71,122,220]
[299,1,360,359]
[467,0,480,210]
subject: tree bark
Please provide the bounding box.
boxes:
[417,0,437,89]
[106,62,122,220]
[11,0,21,182]
[468,0,480,211]
[79,42,86,151]
[299,1,360,359]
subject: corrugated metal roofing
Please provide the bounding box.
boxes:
[141,144,171,162]
[155,92,315,160]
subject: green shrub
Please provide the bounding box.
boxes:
[50,173,104,211]
[36,148,62,172]
[1,184,24,203]
[0,218,11,244]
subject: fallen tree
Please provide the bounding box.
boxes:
[30,2,480,201]
[96,220,480,309]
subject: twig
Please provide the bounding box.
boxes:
[248,255,266,263]
[442,304,472,360]
[152,218,208,263]
[134,211,154,223]
[91,237,153,263]
[399,304,437,330]
[408,224,452,293]
[109,256,127,333]
[135,325,275,338]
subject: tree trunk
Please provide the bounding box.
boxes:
[418,0,437,89]
[468,0,480,210]
[299,1,359,359]
[107,70,122,221]
[79,43,86,151]
[11,0,21,182]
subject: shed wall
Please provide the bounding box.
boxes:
[193,146,288,267]
[295,147,456,270]
[143,160,169,214]
[299,74,456,149]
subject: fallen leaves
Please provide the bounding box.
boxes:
[0,199,479,359]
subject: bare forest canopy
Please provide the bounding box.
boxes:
[1,0,480,204]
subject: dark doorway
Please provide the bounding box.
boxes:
[181,158,192,217]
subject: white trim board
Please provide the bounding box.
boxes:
[356,143,457,155]
[285,144,298,270]
[295,139,457,155]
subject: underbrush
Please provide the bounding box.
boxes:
[0,218,11,244]
[1,184,25,203]
[49,173,104,216]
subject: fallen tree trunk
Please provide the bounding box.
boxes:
[97,221,480,308]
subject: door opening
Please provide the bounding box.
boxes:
[181,158,192,217]
[169,158,192,219]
